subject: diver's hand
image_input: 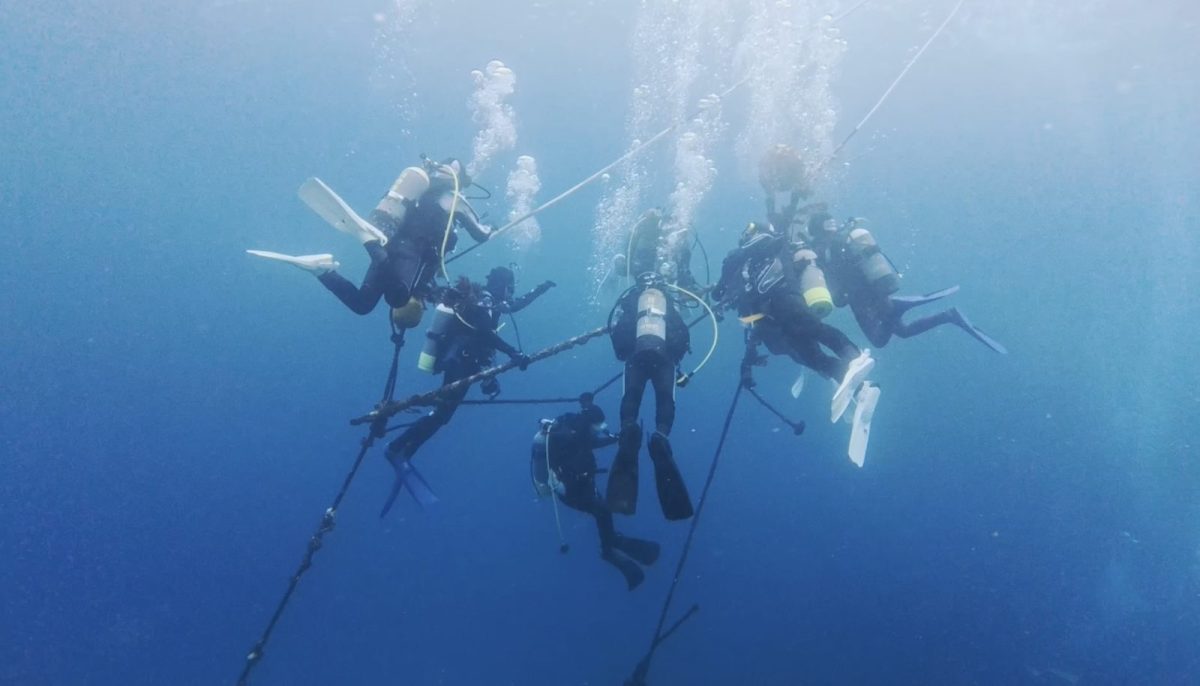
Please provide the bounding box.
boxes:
[534,280,556,294]
[510,353,531,371]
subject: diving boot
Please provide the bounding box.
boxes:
[606,423,642,515]
[603,550,646,591]
[647,432,694,521]
[889,285,960,315]
[246,250,339,274]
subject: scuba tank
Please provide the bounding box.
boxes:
[417,303,459,373]
[372,166,430,233]
[846,227,900,296]
[634,286,668,357]
[793,248,834,318]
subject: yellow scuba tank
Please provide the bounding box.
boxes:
[634,287,668,356]
[847,228,900,296]
[793,248,834,318]
[417,303,458,373]
[390,297,425,330]
[374,166,430,230]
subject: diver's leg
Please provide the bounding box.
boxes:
[388,364,472,459]
[619,360,650,427]
[609,364,647,515]
[852,299,892,348]
[792,338,846,382]
[814,321,861,363]
[893,309,958,338]
[648,357,677,436]
[316,260,386,315]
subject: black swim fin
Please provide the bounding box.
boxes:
[889,285,960,315]
[606,424,642,515]
[603,550,646,590]
[951,309,1008,354]
[612,535,660,566]
[648,432,694,521]
[379,457,439,518]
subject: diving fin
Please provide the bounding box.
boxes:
[379,457,439,518]
[790,369,807,399]
[602,550,646,591]
[611,535,660,566]
[648,432,694,521]
[848,382,880,468]
[951,309,1008,354]
[832,350,874,423]
[246,250,339,274]
[606,424,642,515]
[298,177,388,246]
[889,285,960,314]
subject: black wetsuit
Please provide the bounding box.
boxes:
[716,231,859,382]
[388,283,547,461]
[813,229,956,349]
[533,411,658,587]
[537,413,619,540]
[317,184,492,315]
[610,285,690,435]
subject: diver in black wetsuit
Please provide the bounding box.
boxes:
[248,157,494,319]
[379,267,554,517]
[597,207,700,296]
[318,158,495,315]
[531,395,660,590]
[606,272,694,521]
[807,213,1007,354]
[713,221,874,420]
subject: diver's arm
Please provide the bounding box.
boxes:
[453,196,493,243]
[507,281,556,313]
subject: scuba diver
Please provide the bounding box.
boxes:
[596,208,699,295]
[380,267,553,517]
[530,394,661,590]
[606,271,695,521]
[758,143,825,239]
[712,220,875,424]
[807,213,1007,354]
[248,157,494,320]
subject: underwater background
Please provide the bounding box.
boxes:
[2,1,1197,684]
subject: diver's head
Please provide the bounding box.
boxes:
[485,265,516,301]
[740,220,775,245]
[428,157,472,189]
[578,393,607,432]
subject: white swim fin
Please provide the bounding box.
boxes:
[790,370,806,399]
[831,350,874,423]
[246,250,339,274]
[848,382,880,468]
[298,177,388,246]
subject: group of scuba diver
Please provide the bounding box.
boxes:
[248,144,1005,591]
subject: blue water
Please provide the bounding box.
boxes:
[3,2,1197,684]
